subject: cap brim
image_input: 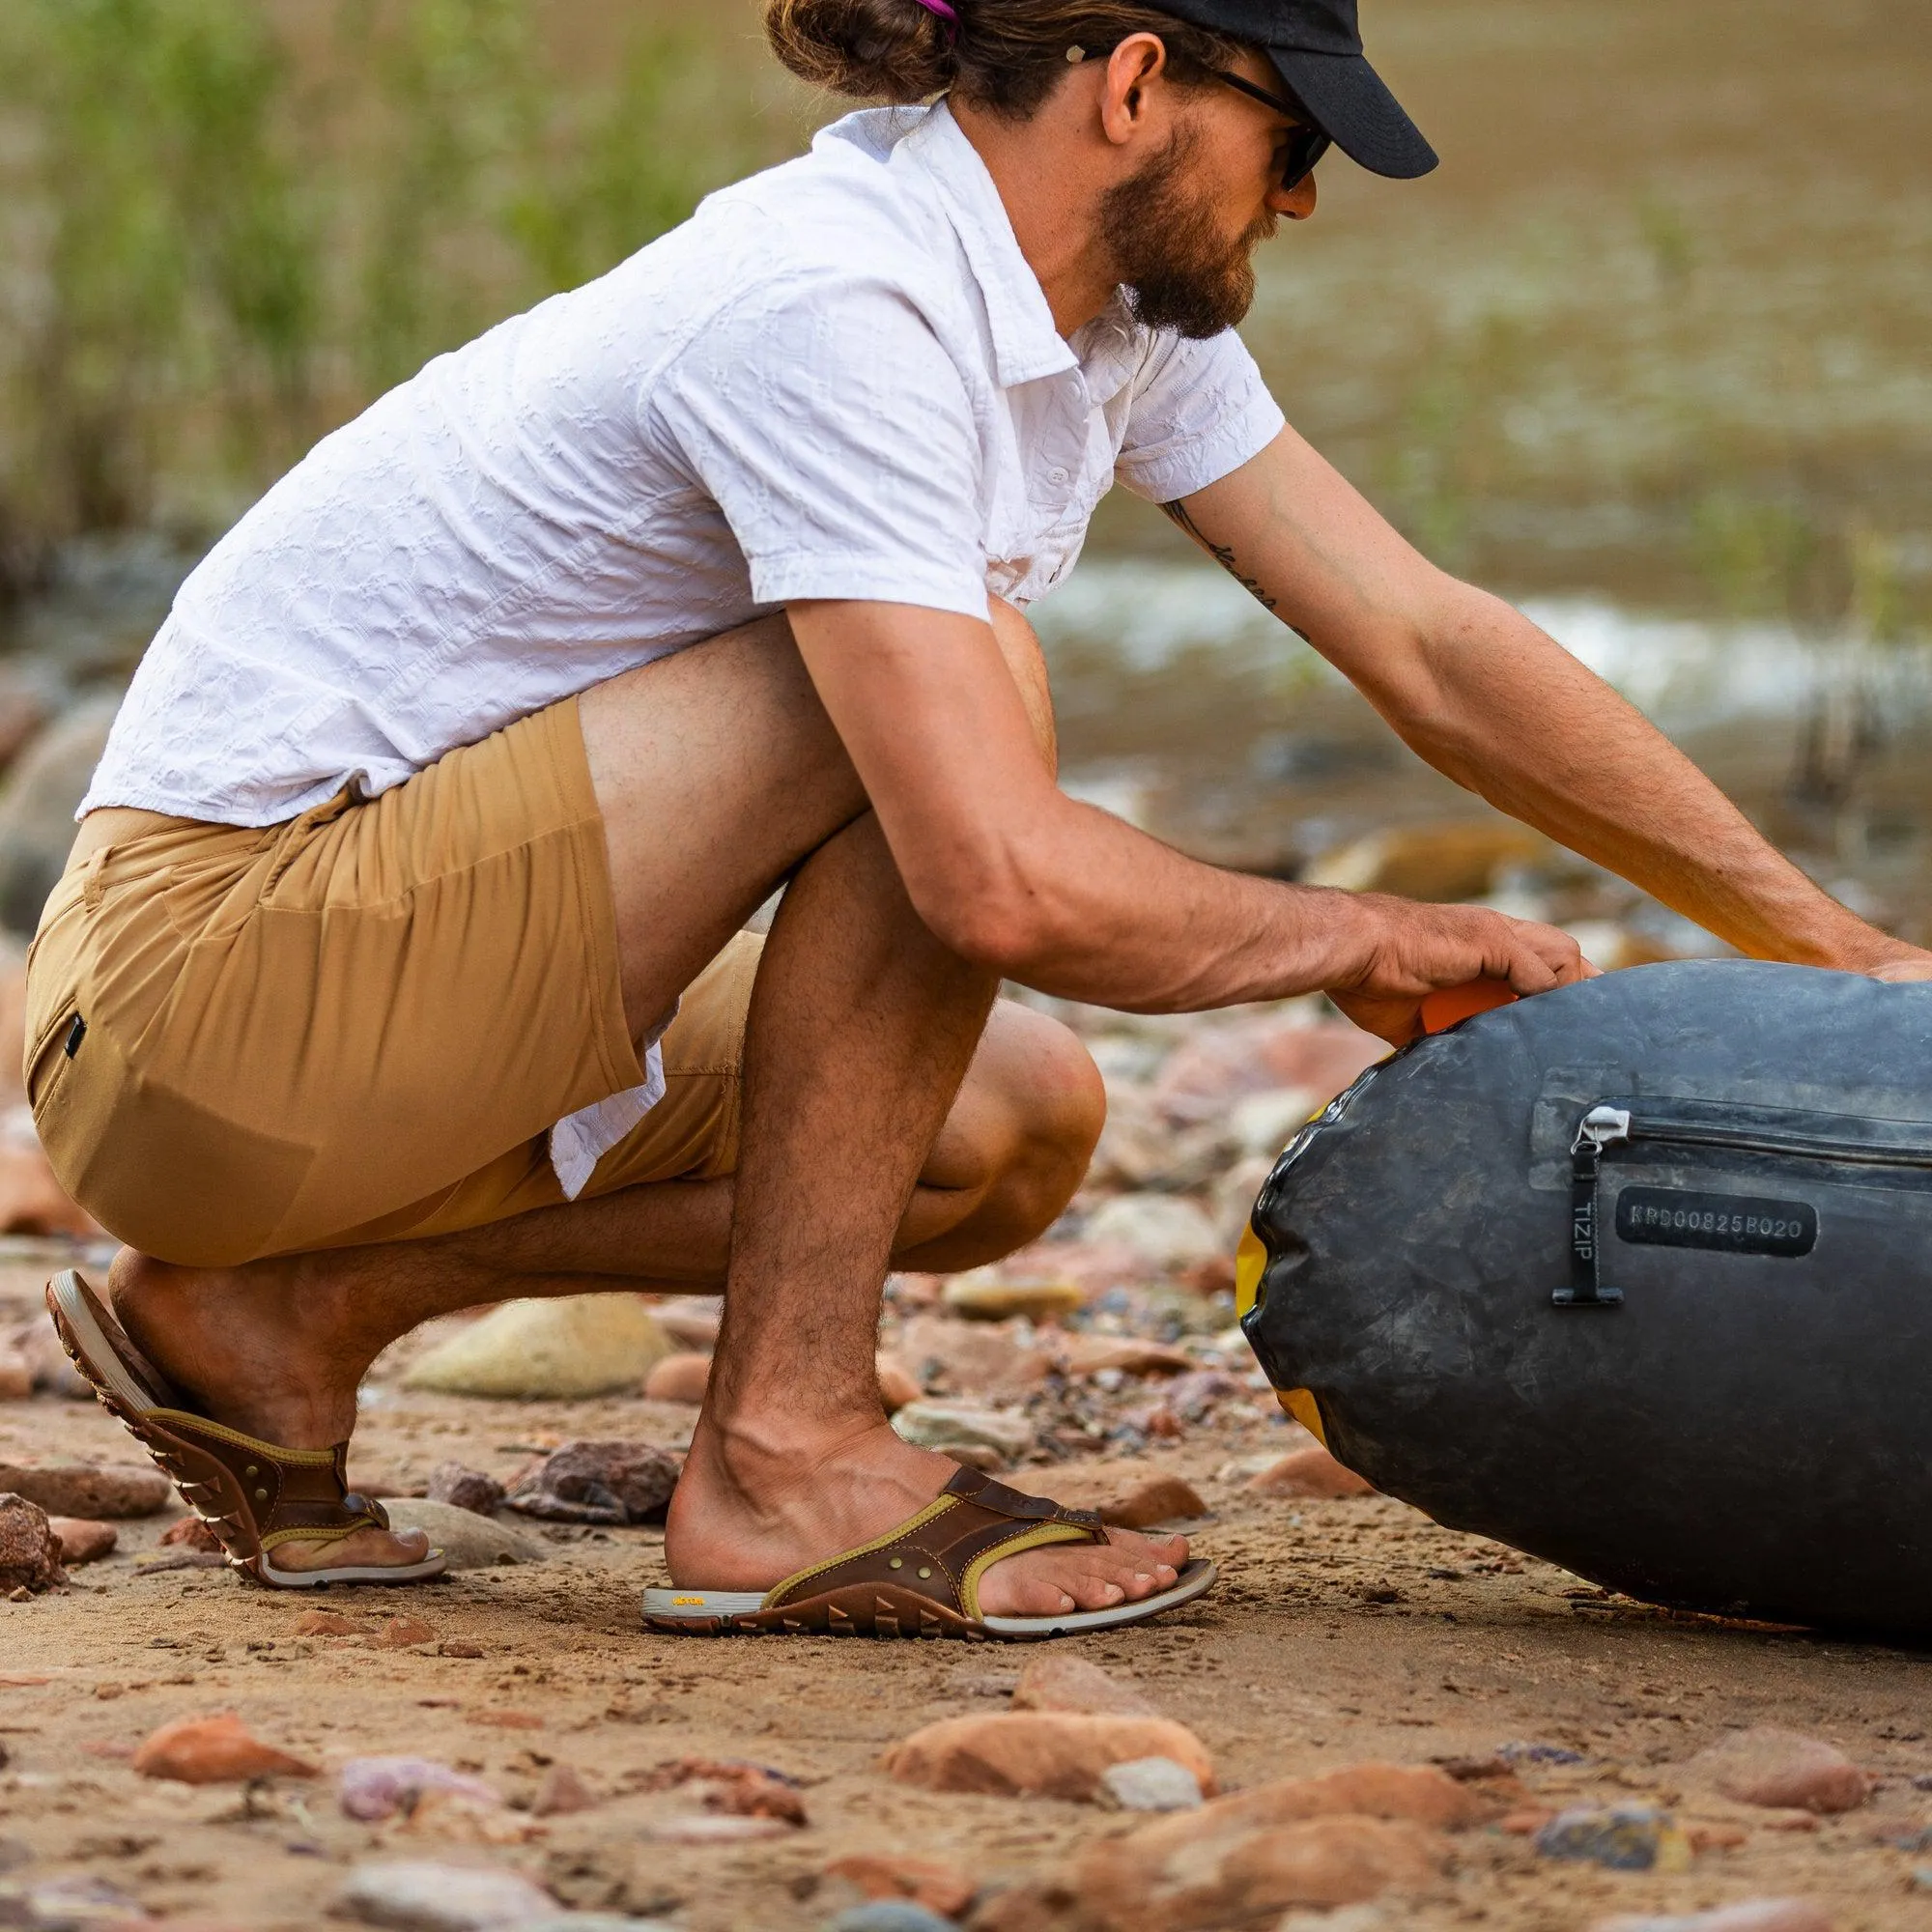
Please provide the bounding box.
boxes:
[1266,48,1438,180]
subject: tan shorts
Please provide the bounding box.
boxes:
[26,696,759,1267]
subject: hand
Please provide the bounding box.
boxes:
[1323,894,1598,1046]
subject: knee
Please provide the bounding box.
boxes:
[964,1006,1106,1240]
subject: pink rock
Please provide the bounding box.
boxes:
[1070,1809,1450,1929]
[0,1461,171,1518]
[133,1714,318,1784]
[48,1517,116,1565]
[1247,1445,1375,1499]
[875,1350,923,1414]
[825,1853,976,1919]
[653,1299,722,1350]
[372,1614,440,1650]
[0,1341,31,1402]
[424,1463,505,1516]
[883,1712,1213,1802]
[1012,1655,1158,1719]
[160,1516,224,1552]
[1054,1334,1195,1378]
[895,1314,1051,1396]
[531,1763,596,1816]
[339,1756,499,1822]
[1685,1728,1871,1814]
[642,1351,711,1405]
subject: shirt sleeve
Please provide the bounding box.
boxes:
[1113,327,1287,505]
[646,275,990,619]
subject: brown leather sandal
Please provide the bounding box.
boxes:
[46,1270,445,1588]
[642,1463,1215,1640]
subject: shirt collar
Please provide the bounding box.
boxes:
[896,101,1080,391]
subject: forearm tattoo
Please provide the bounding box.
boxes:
[1160,498,1280,614]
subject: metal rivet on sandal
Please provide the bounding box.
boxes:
[889,1557,903,1570]
[918,1566,933,1578]
[245,1465,258,1478]
[254,1489,269,1502]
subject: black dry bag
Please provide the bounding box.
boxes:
[1239,959,1932,1639]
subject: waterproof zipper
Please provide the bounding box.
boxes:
[1556,1101,1932,1310]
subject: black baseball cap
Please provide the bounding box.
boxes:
[1148,0,1438,180]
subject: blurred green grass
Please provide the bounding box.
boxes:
[0,0,793,596]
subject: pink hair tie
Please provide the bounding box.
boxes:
[911,0,959,34]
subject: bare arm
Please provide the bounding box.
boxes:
[1163,427,1932,978]
[785,598,1591,1039]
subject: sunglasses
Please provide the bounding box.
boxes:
[1210,69,1332,190]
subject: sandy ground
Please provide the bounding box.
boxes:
[1,1252,1928,1932]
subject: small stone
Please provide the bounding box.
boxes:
[1183,1763,1492,1835]
[1591,1903,1834,1932]
[642,1350,711,1405]
[1098,1756,1205,1812]
[424,1463,505,1517]
[941,1275,1085,1322]
[875,1351,922,1414]
[822,1854,975,1919]
[0,1461,171,1518]
[0,1341,30,1402]
[132,1713,319,1784]
[160,1515,224,1551]
[829,1906,958,1932]
[641,1756,808,1824]
[1081,1194,1223,1270]
[1535,1804,1691,1872]
[380,1499,544,1570]
[1070,1811,1449,1929]
[47,1517,116,1565]
[1054,1334,1195,1378]
[5,1586,29,1603]
[882,1712,1212,1802]
[894,1315,1051,1397]
[652,1299,721,1350]
[532,1763,596,1816]
[337,1858,555,1930]
[374,1615,440,1649]
[1497,1741,1586,1766]
[400,1294,672,1400]
[0,1493,65,1592]
[1247,1445,1375,1499]
[1012,1656,1157,1718]
[293,1609,365,1637]
[339,1757,500,1824]
[1,1874,149,1928]
[1684,1728,1871,1814]
[1159,1369,1242,1423]
[504,1439,680,1525]
[439,1641,486,1660]
[890,1401,1035,1465]
[1030,1464,1206,1529]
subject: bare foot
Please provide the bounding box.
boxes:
[107,1250,432,1574]
[667,1415,1187,1618]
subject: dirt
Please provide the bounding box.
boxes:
[0,1253,1927,1932]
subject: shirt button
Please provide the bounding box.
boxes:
[1048,468,1069,485]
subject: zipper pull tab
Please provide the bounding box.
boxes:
[1555,1104,1628,1310]
[1573,1105,1632,1153]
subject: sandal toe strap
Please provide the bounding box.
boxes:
[763,1463,1108,1622]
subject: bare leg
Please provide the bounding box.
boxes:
[107,605,1184,1610]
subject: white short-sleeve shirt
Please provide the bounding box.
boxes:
[80,99,1287,1189]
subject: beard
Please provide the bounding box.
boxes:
[1097,119,1276,339]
